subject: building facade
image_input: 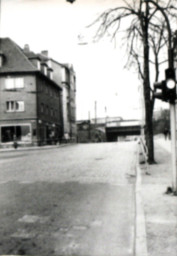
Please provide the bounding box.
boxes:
[0,38,76,147]
[50,60,77,141]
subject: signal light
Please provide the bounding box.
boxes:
[153,68,176,104]
[165,68,176,103]
[153,80,166,101]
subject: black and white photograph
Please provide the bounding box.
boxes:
[0,0,177,255]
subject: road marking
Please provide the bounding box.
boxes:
[72,225,88,230]
[90,219,102,227]
[18,214,49,223]
[11,229,35,239]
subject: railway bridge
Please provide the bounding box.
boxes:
[106,120,142,142]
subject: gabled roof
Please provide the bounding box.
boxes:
[50,58,75,73]
[0,38,38,73]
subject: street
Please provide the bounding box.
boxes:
[0,142,137,256]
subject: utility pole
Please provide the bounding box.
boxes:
[94,101,97,126]
[105,106,107,124]
[88,111,91,141]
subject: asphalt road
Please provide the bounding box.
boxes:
[0,141,137,256]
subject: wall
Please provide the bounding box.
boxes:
[36,75,63,144]
[0,74,37,121]
[49,60,77,141]
[0,74,37,146]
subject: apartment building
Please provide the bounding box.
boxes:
[48,58,77,141]
[0,38,76,147]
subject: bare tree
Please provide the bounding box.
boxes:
[83,0,177,163]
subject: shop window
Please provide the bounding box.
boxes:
[33,129,36,136]
[1,125,31,143]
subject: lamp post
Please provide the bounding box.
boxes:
[144,0,177,194]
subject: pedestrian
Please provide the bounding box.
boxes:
[163,128,168,140]
[168,130,171,140]
[13,135,18,149]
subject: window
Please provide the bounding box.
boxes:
[56,90,59,98]
[55,110,58,117]
[51,108,54,116]
[46,106,49,115]
[37,60,41,70]
[49,71,53,80]
[67,102,70,121]
[6,101,14,112]
[45,85,48,94]
[6,101,24,112]
[5,77,24,90]
[41,103,44,113]
[5,79,14,89]
[15,101,24,111]
[1,125,31,143]
[0,55,3,67]
[15,78,24,88]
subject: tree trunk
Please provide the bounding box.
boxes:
[143,2,155,164]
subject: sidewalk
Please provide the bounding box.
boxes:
[139,137,177,256]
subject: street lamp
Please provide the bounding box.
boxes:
[144,0,177,195]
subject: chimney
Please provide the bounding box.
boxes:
[24,44,30,53]
[41,50,48,57]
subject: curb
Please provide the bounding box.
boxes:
[0,143,73,153]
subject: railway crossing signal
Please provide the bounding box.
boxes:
[153,68,176,104]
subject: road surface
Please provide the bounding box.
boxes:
[0,141,137,255]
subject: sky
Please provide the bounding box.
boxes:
[0,0,167,120]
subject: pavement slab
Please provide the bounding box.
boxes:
[140,138,177,256]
